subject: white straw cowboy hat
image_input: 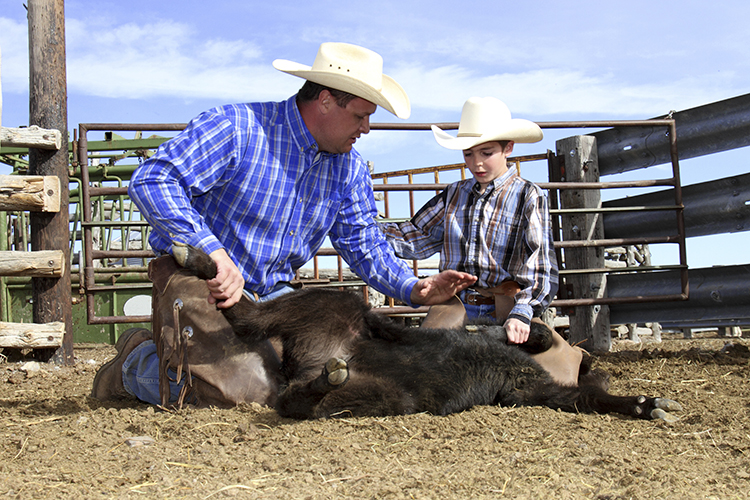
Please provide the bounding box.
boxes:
[273,42,411,119]
[432,97,543,150]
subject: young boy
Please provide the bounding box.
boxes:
[380,97,559,345]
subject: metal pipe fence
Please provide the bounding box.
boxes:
[73,118,688,325]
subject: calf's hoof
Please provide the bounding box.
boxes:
[636,396,683,423]
[171,242,217,280]
[172,241,190,267]
[324,358,349,386]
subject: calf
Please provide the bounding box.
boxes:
[173,243,681,422]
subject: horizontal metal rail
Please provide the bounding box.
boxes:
[368,121,688,311]
[592,92,750,175]
[81,220,149,227]
[604,172,750,239]
[550,205,681,216]
[76,119,688,324]
[609,264,750,326]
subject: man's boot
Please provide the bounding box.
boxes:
[91,327,152,401]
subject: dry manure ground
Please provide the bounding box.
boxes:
[1,330,749,499]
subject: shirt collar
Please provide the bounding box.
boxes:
[470,167,517,195]
[285,95,318,154]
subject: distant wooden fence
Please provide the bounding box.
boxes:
[0,158,64,350]
[1,41,67,351]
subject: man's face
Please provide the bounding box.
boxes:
[316,94,377,154]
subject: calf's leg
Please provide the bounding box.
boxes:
[573,384,682,422]
[276,358,348,419]
[276,358,415,419]
[504,379,682,422]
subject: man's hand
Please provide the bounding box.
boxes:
[410,270,477,306]
[206,248,245,308]
[504,317,529,344]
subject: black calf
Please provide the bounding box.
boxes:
[172,242,681,422]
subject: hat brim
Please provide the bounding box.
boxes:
[273,59,411,119]
[431,120,543,150]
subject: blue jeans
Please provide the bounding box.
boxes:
[463,302,496,322]
[121,285,294,405]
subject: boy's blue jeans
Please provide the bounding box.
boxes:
[121,285,294,405]
[463,302,496,321]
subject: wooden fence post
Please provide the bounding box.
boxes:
[557,135,612,352]
[27,0,72,363]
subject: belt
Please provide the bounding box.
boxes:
[463,292,495,306]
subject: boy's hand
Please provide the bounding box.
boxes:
[504,318,530,344]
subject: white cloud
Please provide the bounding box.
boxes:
[2,6,747,121]
[394,63,744,119]
[0,18,30,93]
[63,18,296,102]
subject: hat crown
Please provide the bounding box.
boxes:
[272,42,411,119]
[311,43,384,91]
[457,97,512,137]
[431,96,542,150]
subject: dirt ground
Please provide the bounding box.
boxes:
[1,329,749,500]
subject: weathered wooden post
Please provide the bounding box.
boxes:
[557,135,611,352]
[27,0,72,363]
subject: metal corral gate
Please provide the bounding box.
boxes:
[74,119,690,329]
[3,94,746,345]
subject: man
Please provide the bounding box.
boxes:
[91,42,476,406]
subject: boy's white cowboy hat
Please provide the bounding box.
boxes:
[432,97,543,150]
[273,42,411,119]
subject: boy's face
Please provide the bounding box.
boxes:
[462,141,515,192]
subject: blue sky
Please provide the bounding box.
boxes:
[1,0,748,268]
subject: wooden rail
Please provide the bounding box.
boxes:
[0,174,61,212]
[0,173,65,350]
[0,167,65,352]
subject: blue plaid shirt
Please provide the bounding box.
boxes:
[129,95,418,303]
[380,168,558,321]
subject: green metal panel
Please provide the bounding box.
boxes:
[5,282,151,345]
[1,132,170,346]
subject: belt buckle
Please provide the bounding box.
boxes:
[464,291,489,306]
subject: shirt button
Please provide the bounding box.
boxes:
[289,230,295,236]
